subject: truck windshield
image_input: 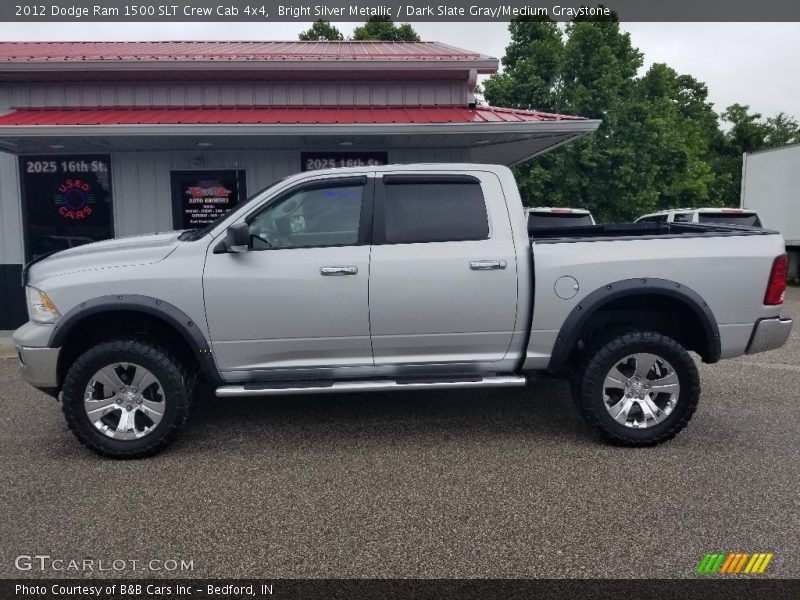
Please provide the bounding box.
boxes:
[528,213,594,228]
[698,213,762,227]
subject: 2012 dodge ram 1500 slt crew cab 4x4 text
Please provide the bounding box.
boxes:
[13,164,793,458]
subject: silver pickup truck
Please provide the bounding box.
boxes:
[13,164,793,458]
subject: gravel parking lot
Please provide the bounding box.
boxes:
[1,289,798,579]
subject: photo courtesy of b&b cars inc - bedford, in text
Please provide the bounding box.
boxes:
[0,1,799,599]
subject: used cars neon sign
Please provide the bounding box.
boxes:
[55,179,95,219]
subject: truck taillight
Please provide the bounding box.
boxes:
[764,254,788,305]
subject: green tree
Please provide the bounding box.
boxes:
[714,104,800,204]
[765,113,800,146]
[559,17,642,118]
[722,104,770,154]
[484,16,749,220]
[352,16,421,41]
[487,15,659,221]
[482,17,563,113]
[631,64,722,210]
[298,20,344,41]
[554,18,652,221]
[713,104,767,204]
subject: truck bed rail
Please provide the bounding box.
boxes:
[530,222,778,243]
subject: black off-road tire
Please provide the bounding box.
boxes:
[573,330,700,446]
[61,339,195,459]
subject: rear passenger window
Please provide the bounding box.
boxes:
[382,179,489,244]
[697,213,762,227]
[672,213,694,223]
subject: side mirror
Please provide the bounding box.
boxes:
[224,222,250,253]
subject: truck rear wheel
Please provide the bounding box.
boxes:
[574,330,700,446]
[61,339,194,458]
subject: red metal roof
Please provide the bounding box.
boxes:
[0,105,586,126]
[0,41,486,62]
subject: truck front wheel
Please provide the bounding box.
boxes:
[61,339,194,458]
[574,330,700,446]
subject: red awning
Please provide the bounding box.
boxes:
[0,105,586,126]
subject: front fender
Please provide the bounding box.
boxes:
[50,294,222,386]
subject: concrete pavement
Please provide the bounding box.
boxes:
[1,290,798,579]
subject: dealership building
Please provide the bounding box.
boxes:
[0,41,598,329]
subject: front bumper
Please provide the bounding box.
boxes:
[16,345,60,392]
[13,321,59,395]
[746,317,793,355]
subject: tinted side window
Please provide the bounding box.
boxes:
[528,213,594,228]
[698,213,762,227]
[247,183,363,249]
[672,212,694,223]
[638,215,668,223]
[383,181,489,244]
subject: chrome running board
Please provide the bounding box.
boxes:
[216,375,526,398]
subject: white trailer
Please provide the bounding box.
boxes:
[741,142,800,279]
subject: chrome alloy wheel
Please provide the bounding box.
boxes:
[83,363,165,440]
[602,352,680,429]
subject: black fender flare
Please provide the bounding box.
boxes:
[548,277,721,371]
[50,294,222,386]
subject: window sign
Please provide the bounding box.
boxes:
[171,170,247,230]
[20,155,114,260]
[301,152,388,172]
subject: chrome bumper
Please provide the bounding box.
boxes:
[16,345,60,391]
[746,317,793,355]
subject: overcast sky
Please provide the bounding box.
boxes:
[2,22,798,121]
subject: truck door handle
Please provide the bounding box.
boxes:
[320,266,358,276]
[470,260,507,271]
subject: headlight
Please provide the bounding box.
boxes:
[26,287,61,324]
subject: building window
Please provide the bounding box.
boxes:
[20,155,114,260]
[171,170,247,230]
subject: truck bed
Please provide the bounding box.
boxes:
[523,221,787,371]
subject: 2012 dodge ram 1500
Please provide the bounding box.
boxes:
[13,164,793,458]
